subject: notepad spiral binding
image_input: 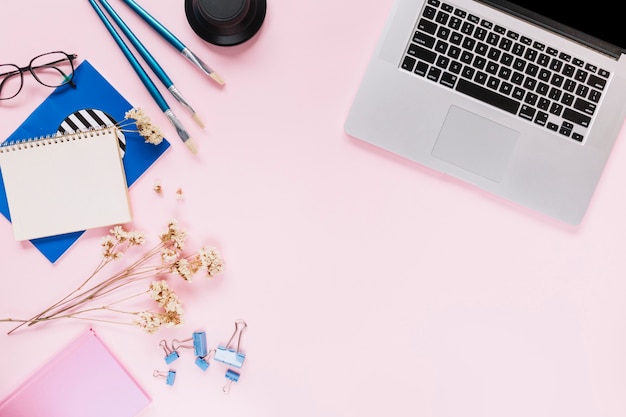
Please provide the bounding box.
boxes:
[0,126,118,153]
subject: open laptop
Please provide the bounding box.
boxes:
[345,0,626,224]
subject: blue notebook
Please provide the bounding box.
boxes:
[0,60,170,263]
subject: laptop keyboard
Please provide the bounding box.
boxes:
[400,0,611,143]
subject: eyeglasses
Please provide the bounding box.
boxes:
[0,51,77,100]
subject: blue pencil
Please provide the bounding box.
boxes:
[96,0,204,129]
[121,0,224,86]
[88,0,197,154]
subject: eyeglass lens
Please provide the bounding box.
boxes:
[0,52,75,100]
[0,64,23,100]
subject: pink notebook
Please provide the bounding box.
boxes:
[0,328,151,417]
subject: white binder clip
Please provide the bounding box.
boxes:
[214,319,247,369]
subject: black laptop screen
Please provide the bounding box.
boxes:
[477,0,626,57]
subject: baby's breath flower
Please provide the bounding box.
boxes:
[160,220,186,250]
[128,231,145,246]
[120,107,164,145]
[161,310,183,328]
[161,247,180,263]
[134,311,163,334]
[101,235,123,260]
[174,258,194,281]
[149,280,173,305]
[199,247,224,277]
[111,225,128,242]
[1,220,224,335]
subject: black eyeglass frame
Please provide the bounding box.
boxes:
[0,51,78,100]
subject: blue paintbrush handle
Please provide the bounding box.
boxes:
[97,0,174,89]
[88,0,169,112]
[121,0,186,52]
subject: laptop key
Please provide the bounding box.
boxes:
[456,78,520,114]
[449,16,462,30]
[408,44,436,63]
[418,19,437,34]
[534,111,549,126]
[588,89,601,103]
[415,61,429,76]
[423,5,437,19]
[559,122,573,137]
[519,104,536,120]
[573,97,596,115]
[461,66,475,79]
[440,72,458,88]
[428,66,442,82]
[402,56,417,71]
[414,31,436,48]
[563,108,591,127]
[587,74,606,90]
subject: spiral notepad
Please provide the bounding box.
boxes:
[0,126,131,241]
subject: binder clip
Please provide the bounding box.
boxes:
[159,339,179,364]
[172,331,212,371]
[172,331,208,357]
[195,354,211,371]
[153,369,176,386]
[222,369,240,394]
[214,319,247,369]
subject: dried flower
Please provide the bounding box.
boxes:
[118,107,165,145]
[1,220,223,335]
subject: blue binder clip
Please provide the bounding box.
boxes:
[173,331,212,371]
[195,356,211,371]
[159,339,179,364]
[172,331,208,357]
[214,319,247,369]
[153,369,176,386]
[223,369,240,394]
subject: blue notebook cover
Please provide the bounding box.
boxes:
[0,59,170,263]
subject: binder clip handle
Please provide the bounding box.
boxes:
[225,319,247,353]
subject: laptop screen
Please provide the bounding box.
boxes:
[477,0,626,57]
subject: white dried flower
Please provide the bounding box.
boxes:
[199,247,224,277]
[1,220,222,335]
[121,107,164,145]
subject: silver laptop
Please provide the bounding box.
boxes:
[345,0,626,224]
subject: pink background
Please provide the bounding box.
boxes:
[2,1,626,416]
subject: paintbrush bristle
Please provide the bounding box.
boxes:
[192,113,205,129]
[210,72,225,86]
[185,138,198,155]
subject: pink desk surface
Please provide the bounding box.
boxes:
[2,1,626,416]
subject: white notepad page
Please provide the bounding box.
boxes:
[0,127,132,241]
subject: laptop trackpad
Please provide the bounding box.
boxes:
[432,106,519,182]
